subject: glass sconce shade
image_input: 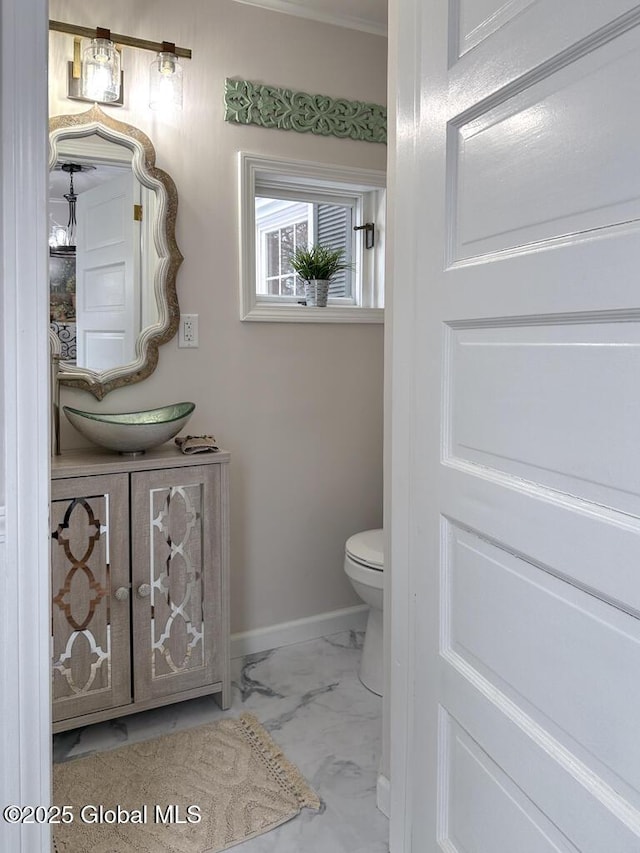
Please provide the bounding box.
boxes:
[149,51,183,110]
[81,37,121,102]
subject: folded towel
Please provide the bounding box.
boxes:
[175,434,220,454]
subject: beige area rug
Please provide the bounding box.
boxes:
[53,712,321,853]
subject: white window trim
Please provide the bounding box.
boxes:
[239,152,385,323]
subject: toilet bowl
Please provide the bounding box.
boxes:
[344,528,384,696]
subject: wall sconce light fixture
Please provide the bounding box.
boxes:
[49,20,192,109]
[65,35,124,107]
[149,43,183,111]
[81,29,121,103]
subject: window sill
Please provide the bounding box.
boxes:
[241,304,384,324]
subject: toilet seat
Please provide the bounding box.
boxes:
[343,528,385,695]
[344,552,384,591]
[345,528,384,571]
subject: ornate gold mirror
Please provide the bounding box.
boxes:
[49,105,182,399]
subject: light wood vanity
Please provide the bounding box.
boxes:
[50,446,230,733]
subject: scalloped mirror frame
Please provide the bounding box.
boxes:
[49,105,183,399]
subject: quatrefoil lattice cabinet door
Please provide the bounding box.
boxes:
[50,473,131,724]
[130,465,223,704]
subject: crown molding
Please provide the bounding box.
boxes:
[231,0,388,37]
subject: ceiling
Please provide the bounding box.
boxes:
[49,162,127,200]
[231,0,387,37]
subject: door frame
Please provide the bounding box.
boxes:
[0,0,51,851]
[387,0,427,849]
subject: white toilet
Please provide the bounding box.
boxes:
[344,528,384,696]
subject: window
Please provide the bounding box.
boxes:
[256,197,355,299]
[256,198,312,297]
[239,153,385,323]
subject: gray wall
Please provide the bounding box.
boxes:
[49,0,387,635]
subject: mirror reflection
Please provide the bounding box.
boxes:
[49,139,160,371]
[49,106,182,399]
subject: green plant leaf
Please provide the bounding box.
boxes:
[287,243,353,280]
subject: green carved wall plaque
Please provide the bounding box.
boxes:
[224,78,387,144]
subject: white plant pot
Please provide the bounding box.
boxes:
[304,279,330,307]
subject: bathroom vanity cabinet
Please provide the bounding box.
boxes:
[50,446,230,733]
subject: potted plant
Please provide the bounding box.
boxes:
[288,243,352,307]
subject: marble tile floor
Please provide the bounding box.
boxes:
[53,631,390,853]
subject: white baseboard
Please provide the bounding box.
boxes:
[231,604,369,659]
[377,773,390,818]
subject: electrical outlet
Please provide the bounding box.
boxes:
[179,313,199,348]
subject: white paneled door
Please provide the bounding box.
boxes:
[392,0,640,850]
[75,170,137,371]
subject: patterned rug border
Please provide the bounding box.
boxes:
[236,713,321,812]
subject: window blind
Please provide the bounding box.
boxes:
[315,203,353,298]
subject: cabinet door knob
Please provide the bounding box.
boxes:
[114,586,129,601]
[137,583,151,598]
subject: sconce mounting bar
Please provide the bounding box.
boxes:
[49,20,192,59]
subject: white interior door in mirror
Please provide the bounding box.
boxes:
[76,170,139,371]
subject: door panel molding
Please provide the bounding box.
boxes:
[445,324,640,512]
[438,708,580,851]
[443,520,640,793]
[450,0,540,61]
[443,662,640,849]
[448,0,640,114]
[439,465,640,616]
[448,21,640,262]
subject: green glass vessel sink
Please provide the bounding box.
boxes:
[62,402,195,454]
